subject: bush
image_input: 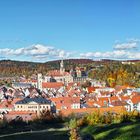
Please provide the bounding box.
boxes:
[120,112,132,123]
[9,116,27,127]
[77,117,87,127]
[100,112,112,124]
[86,111,101,125]
[0,118,8,129]
[69,118,81,140]
[69,118,77,129]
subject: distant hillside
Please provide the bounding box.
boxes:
[0,58,139,78]
[101,59,140,63]
[46,59,93,64]
[0,59,93,77]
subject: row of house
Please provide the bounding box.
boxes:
[0,81,140,120]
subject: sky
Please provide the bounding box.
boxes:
[0,0,140,62]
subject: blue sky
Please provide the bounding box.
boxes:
[0,0,140,62]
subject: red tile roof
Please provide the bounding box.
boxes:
[111,100,128,106]
[42,82,64,88]
[87,87,95,93]
[86,99,95,107]
[50,97,80,110]
[47,70,70,76]
[68,89,81,97]
[0,98,21,109]
[110,96,120,103]
[7,111,36,115]
[60,106,126,116]
[131,95,140,104]
[95,97,109,107]
[120,96,130,101]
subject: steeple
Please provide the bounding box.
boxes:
[37,73,42,91]
[60,59,65,75]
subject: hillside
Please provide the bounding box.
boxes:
[0,59,140,88]
[0,59,93,77]
[80,120,140,140]
[1,120,140,140]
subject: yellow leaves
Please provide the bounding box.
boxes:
[107,77,116,87]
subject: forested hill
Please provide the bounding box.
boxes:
[0,59,140,87]
[0,59,93,77]
[0,59,140,78]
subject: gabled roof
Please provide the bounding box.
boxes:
[87,87,95,93]
[110,96,120,102]
[94,97,109,107]
[120,96,130,101]
[0,98,21,109]
[131,95,140,104]
[111,100,128,106]
[15,97,51,104]
[42,82,64,88]
[68,89,81,97]
[47,70,70,76]
[50,96,80,110]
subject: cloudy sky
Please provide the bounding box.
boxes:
[0,0,140,62]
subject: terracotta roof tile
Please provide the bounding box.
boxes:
[131,95,140,104]
[50,97,80,110]
[87,87,95,93]
[42,82,64,88]
[47,70,70,76]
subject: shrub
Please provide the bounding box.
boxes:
[9,116,27,127]
[101,112,114,124]
[77,116,87,127]
[120,112,132,123]
[0,118,8,129]
[86,111,102,125]
[69,118,77,129]
[69,118,81,140]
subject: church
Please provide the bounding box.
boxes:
[37,60,88,90]
[44,60,74,84]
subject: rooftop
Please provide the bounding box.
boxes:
[15,97,51,104]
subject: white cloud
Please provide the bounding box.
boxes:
[113,42,138,50]
[0,44,71,61]
[80,50,140,59]
[0,39,140,61]
[127,38,140,42]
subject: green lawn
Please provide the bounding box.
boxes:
[1,120,140,140]
[0,129,69,140]
[80,121,140,140]
[0,122,69,140]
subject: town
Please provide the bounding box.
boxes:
[0,59,140,122]
[0,0,140,139]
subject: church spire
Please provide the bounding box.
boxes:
[60,59,65,75]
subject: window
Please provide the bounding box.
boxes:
[28,106,37,109]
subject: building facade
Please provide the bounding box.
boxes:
[15,97,52,116]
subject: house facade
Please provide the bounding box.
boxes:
[15,97,52,116]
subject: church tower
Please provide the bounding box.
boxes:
[60,59,65,75]
[37,73,42,91]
